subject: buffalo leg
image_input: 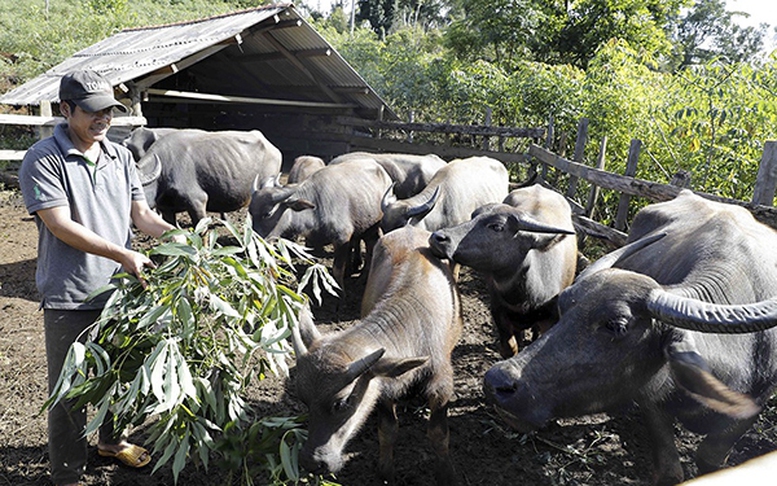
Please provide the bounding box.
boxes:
[427,398,456,485]
[696,416,757,473]
[642,403,684,486]
[492,308,518,358]
[332,243,350,292]
[376,401,398,485]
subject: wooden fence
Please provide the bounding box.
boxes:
[2,108,776,248]
[526,118,777,246]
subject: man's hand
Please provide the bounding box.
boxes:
[119,249,157,288]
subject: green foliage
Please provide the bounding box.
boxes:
[45,217,338,484]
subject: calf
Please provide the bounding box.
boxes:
[330,151,446,198]
[380,156,509,233]
[135,129,282,225]
[291,226,462,485]
[287,155,325,184]
[249,159,391,289]
[430,184,577,357]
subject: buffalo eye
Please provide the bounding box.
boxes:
[487,223,504,232]
[332,396,351,414]
[603,318,629,338]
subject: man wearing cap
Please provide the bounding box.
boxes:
[19,69,182,486]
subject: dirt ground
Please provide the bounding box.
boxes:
[1,185,776,486]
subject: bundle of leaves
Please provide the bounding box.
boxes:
[44,217,337,484]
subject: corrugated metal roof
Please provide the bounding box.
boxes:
[0,4,397,120]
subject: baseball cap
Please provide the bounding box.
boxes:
[59,70,128,113]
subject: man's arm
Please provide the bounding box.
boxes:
[36,205,154,279]
[130,199,180,240]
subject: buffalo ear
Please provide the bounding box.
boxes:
[666,342,760,419]
[370,356,428,378]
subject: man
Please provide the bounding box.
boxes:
[19,69,182,486]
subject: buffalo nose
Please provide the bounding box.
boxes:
[428,231,451,257]
[300,453,327,475]
[483,366,519,404]
[430,231,449,244]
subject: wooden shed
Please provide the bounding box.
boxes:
[0,3,398,169]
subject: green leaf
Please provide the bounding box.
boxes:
[151,244,197,258]
[172,430,190,483]
[209,294,242,318]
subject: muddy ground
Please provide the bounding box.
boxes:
[1,186,775,486]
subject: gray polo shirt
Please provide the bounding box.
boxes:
[19,123,145,310]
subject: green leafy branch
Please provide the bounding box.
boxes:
[44,216,338,484]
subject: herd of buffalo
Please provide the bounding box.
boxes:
[123,127,777,485]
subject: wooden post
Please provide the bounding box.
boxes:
[614,139,642,231]
[565,118,588,199]
[539,115,554,180]
[585,136,607,219]
[482,106,492,151]
[752,141,777,206]
[39,100,53,139]
[407,110,414,143]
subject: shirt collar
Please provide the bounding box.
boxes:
[54,123,119,161]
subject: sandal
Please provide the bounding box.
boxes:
[98,443,151,468]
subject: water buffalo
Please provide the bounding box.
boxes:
[483,190,777,485]
[380,156,509,233]
[291,226,462,485]
[249,159,392,289]
[135,129,282,225]
[122,126,202,161]
[429,184,577,357]
[287,155,325,184]
[330,151,447,199]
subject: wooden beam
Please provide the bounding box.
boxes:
[236,47,332,63]
[0,114,146,127]
[134,43,231,90]
[339,117,545,138]
[351,137,527,164]
[260,31,342,102]
[145,88,355,109]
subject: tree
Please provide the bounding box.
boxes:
[554,0,687,69]
[672,0,767,69]
[357,0,396,36]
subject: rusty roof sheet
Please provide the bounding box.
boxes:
[0,4,396,119]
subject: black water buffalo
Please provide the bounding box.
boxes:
[429,184,577,357]
[248,159,392,289]
[291,226,462,485]
[331,151,447,199]
[483,190,777,485]
[135,129,282,225]
[381,156,509,233]
[122,126,204,161]
[287,155,325,184]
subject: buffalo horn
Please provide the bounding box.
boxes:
[381,183,398,212]
[512,213,576,236]
[344,348,386,383]
[137,153,162,186]
[647,290,777,333]
[290,306,321,358]
[577,232,666,280]
[407,186,441,218]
